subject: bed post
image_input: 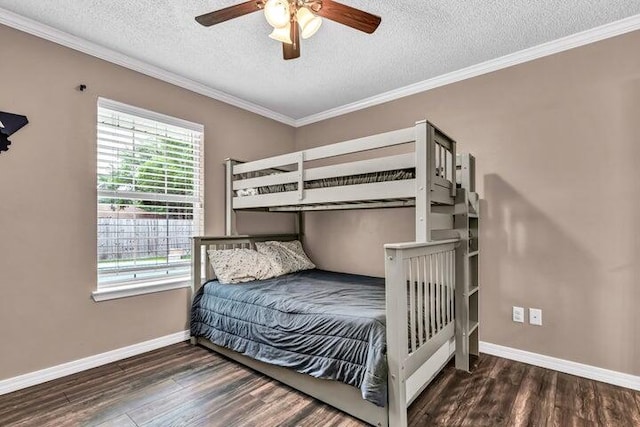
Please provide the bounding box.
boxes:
[190,236,202,345]
[456,153,474,193]
[192,236,202,296]
[385,247,409,427]
[450,140,457,197]
[296,212,304,243]
[415,120,432,243]
[225,158,237,236]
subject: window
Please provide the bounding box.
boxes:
[94,98,203,301]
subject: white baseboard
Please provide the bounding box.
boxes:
[3,335,636,397]
[0,330,190,396]
[480,341,640,391]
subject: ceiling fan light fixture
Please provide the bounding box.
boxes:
[264,0,291,28]
[269,23,293,44]
[195,0,381,60]
[296,6,322,39]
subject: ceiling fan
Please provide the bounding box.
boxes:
[195,0,381,60]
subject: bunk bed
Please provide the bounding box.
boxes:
[190,120,480,427]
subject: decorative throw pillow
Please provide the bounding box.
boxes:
[255,240,315,277]
[207,248,275,284]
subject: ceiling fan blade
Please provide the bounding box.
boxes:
[316,0,381,34]
[195,1,262,27]
[283,21,300,60]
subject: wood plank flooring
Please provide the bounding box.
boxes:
[1,342,639,426]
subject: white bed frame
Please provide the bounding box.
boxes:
[225,120,458,241]
[191,120,479,427]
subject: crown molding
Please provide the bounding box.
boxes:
[294,13,640,127]
[2,7,639,129]
[0,7,297,127]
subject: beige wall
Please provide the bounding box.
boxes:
[0,25,295,380]
[296,31,640,376]
[2,21,638,384]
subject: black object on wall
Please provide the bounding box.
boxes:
[0,111,29,153]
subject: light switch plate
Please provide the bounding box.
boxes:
[513,306,524,323]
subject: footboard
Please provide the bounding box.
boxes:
[384,239,459,427]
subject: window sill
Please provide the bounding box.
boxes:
[92,278,191,302]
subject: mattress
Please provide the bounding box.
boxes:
[236,168,415,197]
[190,269,388,406]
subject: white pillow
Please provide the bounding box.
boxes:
[255,240,315,276]
[207,248,275,284]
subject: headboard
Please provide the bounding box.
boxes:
[191,234,300,294]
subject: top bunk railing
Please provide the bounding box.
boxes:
[234,126,416,174]
[227,120,458,212]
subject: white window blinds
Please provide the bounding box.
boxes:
[97,99,204,288]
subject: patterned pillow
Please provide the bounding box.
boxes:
[207,248,275,284]
[255,240,315,277]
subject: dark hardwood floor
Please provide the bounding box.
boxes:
[1,342,639,426]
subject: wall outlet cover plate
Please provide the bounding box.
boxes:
[529,308,542,326]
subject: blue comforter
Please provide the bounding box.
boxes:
[190,269,388,406]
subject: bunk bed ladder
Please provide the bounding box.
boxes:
[454,154,480,372]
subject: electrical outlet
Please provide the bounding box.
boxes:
[529,308,542,326]
[512,306,524,323]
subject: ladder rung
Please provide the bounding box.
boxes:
[469,321,479,334]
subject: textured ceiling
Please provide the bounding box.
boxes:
[1,1,639,120]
